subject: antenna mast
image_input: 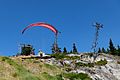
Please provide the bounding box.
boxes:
[92,22,103,55]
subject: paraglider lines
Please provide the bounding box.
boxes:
[22,22,59,54]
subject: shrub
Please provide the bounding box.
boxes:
[41,72,63,80]
[117,61,120,64]
[65,56,80,60]
[55,74,64,80]
[65,67,73,72]
[87,63,94,67]
[95,59,107,66]
[75,62,94,67]
[51,53,66,60]
[12,73,18,78]
[63,73,92,80]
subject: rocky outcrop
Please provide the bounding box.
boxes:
[43,53,120,80]
[11,53,120,80]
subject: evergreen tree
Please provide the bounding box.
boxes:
[63,47,67,54]
[106,48,110,53]
[70,50,73,54]
[109,38,116,55]
[98,48,101,53]
[73,43,78,54]
[102,47,106,53]
[21,44,33,56]
[58,48,62,53]
[117,45,120,56]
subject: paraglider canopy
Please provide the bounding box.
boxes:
[22,22,60,53]
[22,22,58,36]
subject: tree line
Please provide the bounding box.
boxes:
[52,43,78,54]
[18,38,120,56]
[98,38,120,56]
[58,38,120,56]
[19,43,78,56]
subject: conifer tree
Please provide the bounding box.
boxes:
[109,38,116,55]
[73,43,78,54]
[98,48,101,53]
[117,45,120,56]
[70,50,73,54]
[102,47,106,53]
[21,44,33,56]
[63,47,67,54]
[106,48,110,53]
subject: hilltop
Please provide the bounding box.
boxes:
[0,53,120,80]
[0,54,91,80]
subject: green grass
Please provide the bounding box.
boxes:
[63,72,92,80]
[1,57,39,80]
[95,59,107,66]
[0,56,92,80]
[65,56,80,60]
[40,72,92,80]
[75,59,107,68]
[44,63,56,70]
[51,53,66,60]
[42,63,62,76]
[39,72,63,80]
[51,53,81,60]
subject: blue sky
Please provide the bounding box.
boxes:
[0,0,120,56]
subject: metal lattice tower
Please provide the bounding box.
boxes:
[92,22,103,54]
[51,34,61,53]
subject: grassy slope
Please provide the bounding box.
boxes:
[0,56,39,80]
[0,56,92,80]
[0,56,63,80]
